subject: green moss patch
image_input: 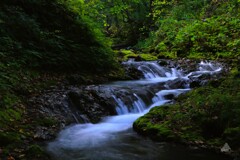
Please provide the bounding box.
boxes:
[115,49,138,61]
[140,54,158,61]
[134,77,240,150]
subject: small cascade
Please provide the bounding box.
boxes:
[123,60,222,80]
[165,68,181,78]
[152,89,190,104]
[48,60,225,160]
[112,93,147,114]
[186,61,222,78]
[138,62,167,79]
[199,61,222,72]
[137,62,175,79]
[123,61,183,80]
[130,94,146,113]
[112,95,129,115]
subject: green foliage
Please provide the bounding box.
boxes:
[140,0,240,59]
[140,54,158,61]
[0,2,122,158]
[173,16,240,58]
[116,49,158,61]
[0,92,22,131]
[116,49,138,61]
[134,77,240,148]
[0,0,116,72]
[81,0,152,45]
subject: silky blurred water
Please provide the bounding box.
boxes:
[47,61,228,160]
[48,129,229,160]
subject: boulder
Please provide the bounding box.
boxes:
[221,143,232,153]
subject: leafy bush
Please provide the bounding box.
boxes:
[0,0,116,72]
[140,0,240,59]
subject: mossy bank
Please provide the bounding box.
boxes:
[133,69,240,157]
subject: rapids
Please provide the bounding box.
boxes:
[47,60,228,160]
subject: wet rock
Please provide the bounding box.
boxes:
[189,74,220,88]
[33,127,56,140]
[177,59,199,73]
[122,64,144,80]
[158,60,168,66]
[164,94,175,100]
[190,80,202,88]
[165,79,188,89]
[28,59,228,132]
[221,143,232,153]
[28,88,83,136]
[135,55,142,61]
[68,89,116,123]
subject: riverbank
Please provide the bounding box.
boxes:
[0,58,237,160]
[47,58,231,160]
[133,61,240,159]
[0,67,128,160]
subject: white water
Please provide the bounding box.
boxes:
[48,97,169,149]
[48,60,224,159]
[186,61,222,78]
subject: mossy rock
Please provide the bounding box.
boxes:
[133,77,240,151]
[116,49,138,61]
[133,105,178,141]
[139,54,158,61]
[157,52,177,59]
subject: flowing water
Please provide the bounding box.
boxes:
[48,60,229,160]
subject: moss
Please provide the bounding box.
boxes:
[117,49,138,61]
[1,93,20,107]
[187,52,213,60]
[140,54,158,61]
[134,105,178,141]
[179,132,202,142]
[119,49,135,55]
[134,77,240,150]
[0,107,22,128]
[157,52,177,59]
[230,67,239,77]
[155,123,176,139]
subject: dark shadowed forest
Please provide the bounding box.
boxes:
[0,0,239,159]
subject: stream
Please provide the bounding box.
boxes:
[47,60,229,160]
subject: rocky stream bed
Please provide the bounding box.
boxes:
[20,59,237,160]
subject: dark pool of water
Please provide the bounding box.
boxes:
[48,129,230,160]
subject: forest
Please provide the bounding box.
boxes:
[0,0,239,159]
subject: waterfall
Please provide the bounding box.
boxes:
[123,61,183,79]
[112,95,129,115]
[48,60,224,159]
[138,62,167,78]
[131,93,146,113]
[152,89,188,104]
[186,61,222,77]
